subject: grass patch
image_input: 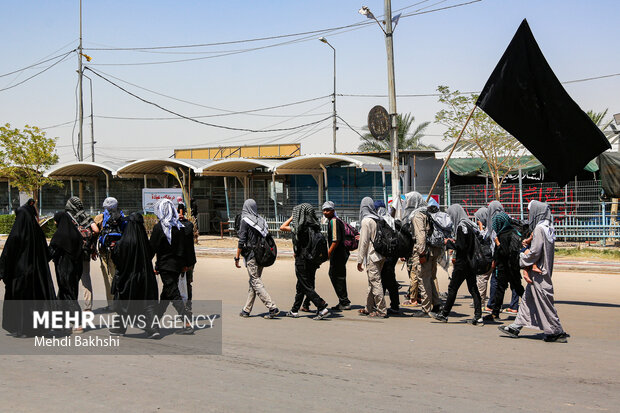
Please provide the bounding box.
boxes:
[555,247,620,261]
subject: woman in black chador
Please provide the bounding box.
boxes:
[110,213,160,339]
[0,202,56,337]
[49,211,84,333]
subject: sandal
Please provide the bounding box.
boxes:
[358,309,370,315]
[368,311,387,318]
[402,300,418,307]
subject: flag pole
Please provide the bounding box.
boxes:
[426,105,477,203]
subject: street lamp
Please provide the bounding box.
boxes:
[359,2,400,202]
[319,37,337,154]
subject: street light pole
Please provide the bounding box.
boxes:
[319,37,337,154]
[77,0,84,161]
[360,2,400,202]
[383,0,399,203]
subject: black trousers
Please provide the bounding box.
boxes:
[292,258,327,313]
[491,259,524,317]
[380,257,400,310]
[328,253,350,306]
[441,263,482,320]
[301,267,317,309]
[158,270,189,317]
[185,266,194,310]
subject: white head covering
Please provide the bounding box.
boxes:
[403,192,427,220]
[447,204,474,235]
[102,197,118,212]
[154,199,183,244]
[528,200,555,242]
[359,197,382,222]
[241,199,269,237]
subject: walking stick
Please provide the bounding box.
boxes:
[426,105,477,203]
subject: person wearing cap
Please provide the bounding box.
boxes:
[94,197,124,310]
[322,201,351,311]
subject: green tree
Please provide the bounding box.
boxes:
[0,123,61,203]
[357,113,435,151]
[435,85,535,200]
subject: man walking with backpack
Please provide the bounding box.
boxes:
[280,203,330,320]
[357,197,387,318]
[66,196,100,313]
[235,199,279,319]
[178,204,197,312]
[430,204,484,325]
[404,192,442,318]
[95,197,125,310]
[322,201,352,311]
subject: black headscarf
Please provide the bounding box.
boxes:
[1,204,56,335]
[50,211,83,260]
[111,213,159,313]
[65,196,93,227]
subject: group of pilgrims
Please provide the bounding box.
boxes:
[235,192,568,343]
[0,196,196,339]
[0,190,568,343]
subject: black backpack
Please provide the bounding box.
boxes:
[234,214,242,233]
[371,219,399,259]
[98,210,125,253]
[304,227,328,267]
[396,220,414,259]
[469,230,493,274]
[510,217,531,242]
[254,233,278,267]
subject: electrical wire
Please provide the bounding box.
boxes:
[339,70,620,98]
[84,67,332,133]
[0,51,74,92]
[0,47,76,78]
[88,68,331,114]
[84,0,482,66]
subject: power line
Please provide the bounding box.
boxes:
[83,0,482,66]
[336,115,365,139]
[90,68,331,114]
[338,71,620,98]
[41,120,77,130]
[0,48,76,78]
[0,51,74,92]
[84,21,372,51]
[84,67,332,133]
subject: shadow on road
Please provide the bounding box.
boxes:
[556,300,620,308]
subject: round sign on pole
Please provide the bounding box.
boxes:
[368,105,390,141]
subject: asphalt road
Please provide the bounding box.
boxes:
[0,257,618,412]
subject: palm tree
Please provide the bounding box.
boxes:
[357,113,436,151]
[586,108,608,128]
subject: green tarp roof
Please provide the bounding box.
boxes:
[447,156,598,177]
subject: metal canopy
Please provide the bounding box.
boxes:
[43,161,126,179]
[273,154,392,175]
[199,158,280,175]
[116,158,212,177]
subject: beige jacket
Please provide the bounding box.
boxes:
[357,217,384,264]
[411,211,430,256]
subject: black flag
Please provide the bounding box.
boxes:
[476,19,611,186]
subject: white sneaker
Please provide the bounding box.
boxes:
[313,308,330,320]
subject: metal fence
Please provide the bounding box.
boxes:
[7,178,618,242]
[450,180,619,242]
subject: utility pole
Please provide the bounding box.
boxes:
[384,0,399,202]
[77,0,84,161]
